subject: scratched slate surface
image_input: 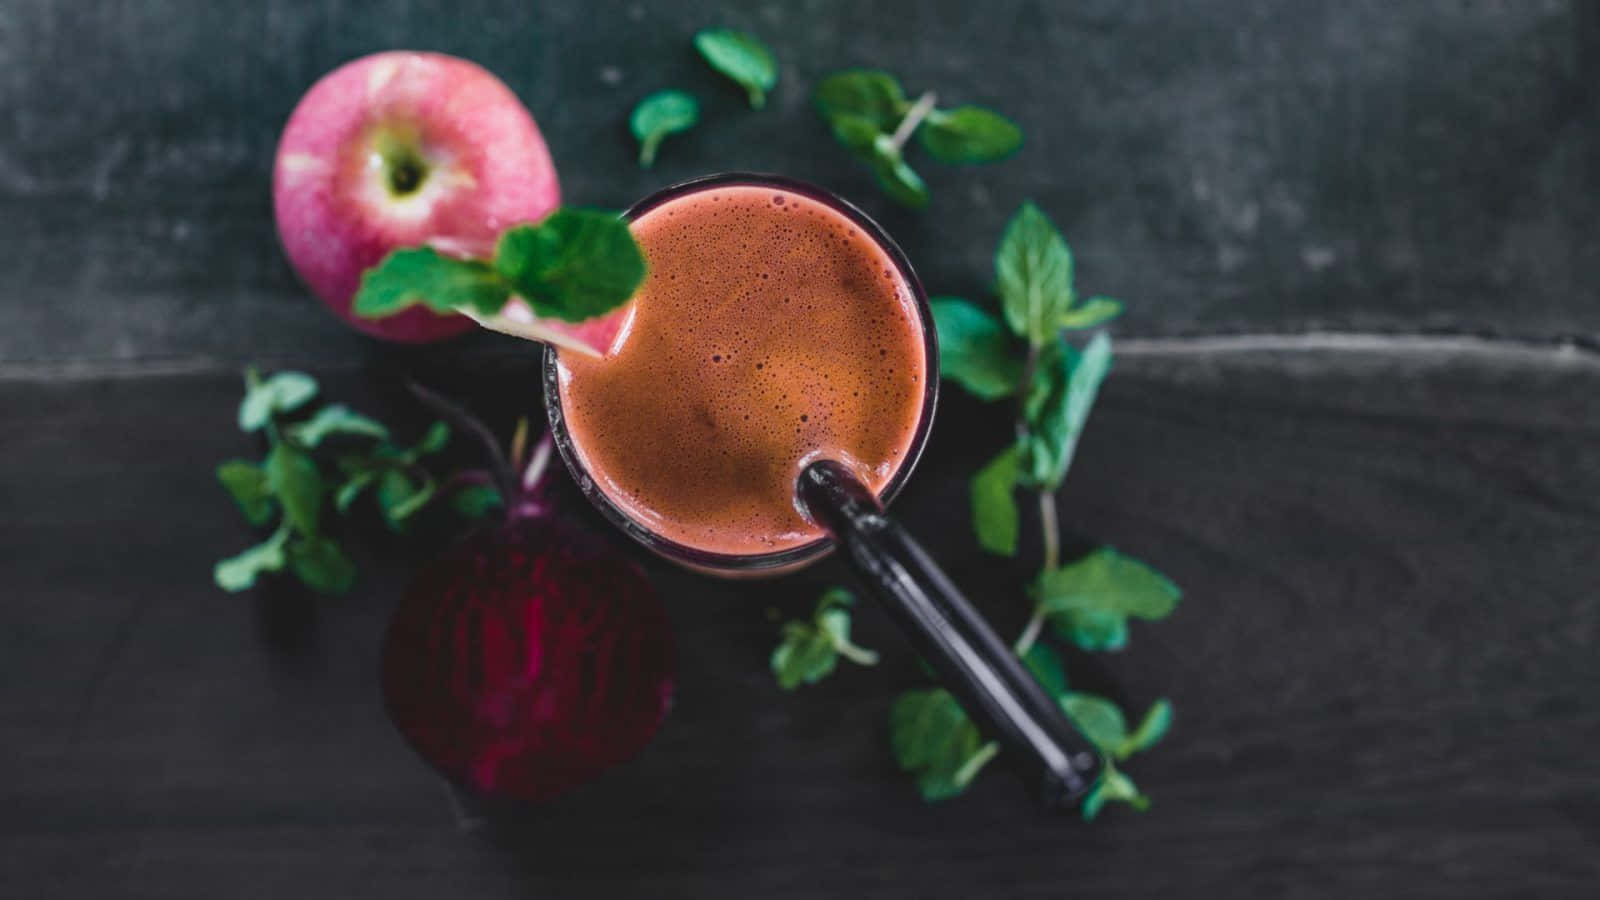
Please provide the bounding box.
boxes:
[2,0,1599,365]
[3,1,1600,898]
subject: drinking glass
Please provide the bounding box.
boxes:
[544,173,1100,807]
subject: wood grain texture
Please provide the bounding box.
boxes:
[2,0,1599,366]
[2,350,1596,898]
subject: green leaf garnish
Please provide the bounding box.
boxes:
[334,471,376,513]
[1060,691,1128,754]
[917,106,1023,164]
[1019,332,1111,489]
[1055,607,1130,652]
[868,135,929,209]
[996,202,1075,348]
[1081,764,1149,821]
[214,525,289,592]
[413,421,450,455]
[694,29,777,108]
[815,71,1019,208]
[238,369,317,432]
[1120,699,1173,758]
[1036,546,1180,652]
[890,688,998,801]
[824,113,884,154]
[1058,296,1124,330]
[265,441,323,536]
[771,587,878,690]
[288,404,389,447]
[930,297,1023,400]
[1035,546,1182,621]
[630,90,700,168]
[493,209,647,322]
[970,445,1021,556]
[376,469,432,531]
[352,247,510,319]
[815,70,908,130]
[216,459,274,526]
[285,535,356,595]
[450,483,504,519]
[1020,643,1069,698]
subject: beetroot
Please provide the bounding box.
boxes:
[382,393,674,802]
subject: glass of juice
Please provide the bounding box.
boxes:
[545,174,1099,806]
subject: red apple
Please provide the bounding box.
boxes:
[273,51,560,342]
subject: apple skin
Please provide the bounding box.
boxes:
[274,51,560,342]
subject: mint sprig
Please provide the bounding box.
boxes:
[352,208,645,326]
[891,688,999,801]
[770,588,879,690]
[214,370,502,596]
[694,29,777,109]
[1034,547,1181,652]
[630,89,700,168]
[888,638,1169,814]
[814,70,1021,208]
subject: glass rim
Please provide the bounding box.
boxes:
[542,172,941,572]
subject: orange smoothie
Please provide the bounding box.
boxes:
[554,183,928,556]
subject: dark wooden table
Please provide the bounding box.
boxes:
[4,2,1597,897]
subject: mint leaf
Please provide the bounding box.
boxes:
[334,471,376,513]
[376,470,433,530]
[890,688,997,801]
[1120,699,1173,758]
[1035,546,1181,621]
[1053,608,1129,652]
[1020,332,1111,489]
[413,421,450,456]
[1060,691,1128,754]
[1058,296,1123,330]
[493,210,646,322]
[238,370,317,431]
[815,70,908,130]
[931,297,1023,401]
[1082,765,1149,821]
[771,587,877,689]
[450,483,503,518]
[353,247,510,319]
[266,441,323,536]
[917,106,1023,164]
[771,622,839,690]
[288,404,389,447]
[694,29,777,109]
[631,90,699,168]
[285,535,356,595]
[869,135,929,209]
[1020,643,1069,698]
[816,586,855,614]
[970,445,1021,556]
[216,459,274,526]
[826,113,883,153]
[996,202,1074,347]
[214,527,289,592]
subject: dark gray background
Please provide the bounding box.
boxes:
[2,2,1597,897]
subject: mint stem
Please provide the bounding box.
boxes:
[889,90,937,153]
[1039,490,1060,571]
[1015,606,1046,655]
[834,639,880,667]
[1013,494,1060,655]
[954,740,1001,787]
